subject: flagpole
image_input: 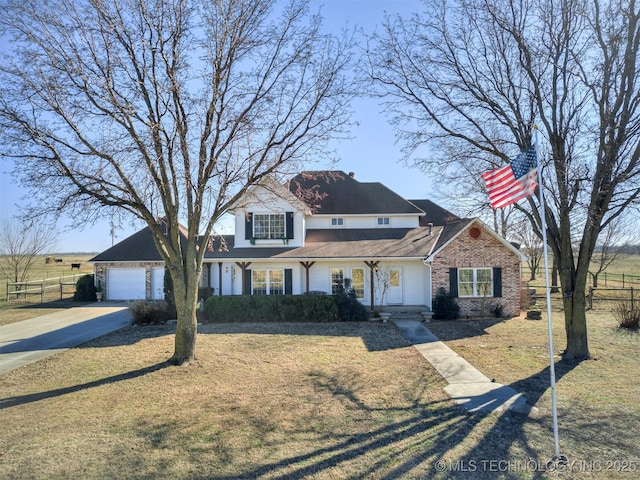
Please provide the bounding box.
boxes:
[534,127,562,460]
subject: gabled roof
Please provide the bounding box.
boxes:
[229,176,312,214]
[287,171,424,216]
[91,225,165,262]
[90,219,188,262]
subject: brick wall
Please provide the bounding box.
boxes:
[432,221,522,317]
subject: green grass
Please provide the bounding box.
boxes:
[1,315,639,479]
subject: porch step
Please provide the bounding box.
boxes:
[383,308,433,323]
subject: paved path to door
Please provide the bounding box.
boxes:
[394,319,532,414]
[0,303,131,375]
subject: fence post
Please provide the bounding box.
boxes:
[587,287,593,310]
[604,272,607,286]
[41,280,45,303]
[631,287,635,311]
[622,274,625,288]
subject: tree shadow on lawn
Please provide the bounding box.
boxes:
[0,361,170,410]
[427,317,509,342]
[182,366,579,480]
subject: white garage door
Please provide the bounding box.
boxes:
[151,267,165,300]
[107,268,146,300]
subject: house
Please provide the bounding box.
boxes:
[91,171,526,317]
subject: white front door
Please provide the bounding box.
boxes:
[386,268,403,305]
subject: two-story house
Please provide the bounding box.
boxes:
[91,171,526,317]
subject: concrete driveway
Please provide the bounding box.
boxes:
[0,303,131,375]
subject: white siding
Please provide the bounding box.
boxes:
[305,215,420,230]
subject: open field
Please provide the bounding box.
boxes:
[1,311,639,479]
[0,254,95,325]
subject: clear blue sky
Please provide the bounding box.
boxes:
[1,0,436,254]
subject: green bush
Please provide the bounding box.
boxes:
[432,287,460,320]
[73,274,97,302]
[198,286,215,302]
[203,295,340,323]
[334,288,369,322]
[130,300,176,325]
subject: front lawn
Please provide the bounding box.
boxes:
[1,313,638,479]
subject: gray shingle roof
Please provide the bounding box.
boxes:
[408,199,460,226]
[287,171,424,215]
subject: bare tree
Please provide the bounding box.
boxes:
[0,217,58,287]
[367,0,640,360]
[512,217,543,282]
[0,0,356,364]
[589,215,639,288]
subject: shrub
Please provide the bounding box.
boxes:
[333,287,369,322]
[203,295,339,323]
[130,300,176,325]
[614,300,640,331]
[73,274,97,302]
[198,286,215,302]
[489,302,505,318]
[432,287,460,320]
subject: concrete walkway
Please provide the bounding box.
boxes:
[0,303,131,375]
[394,319,532,414]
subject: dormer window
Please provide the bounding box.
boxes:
[331,217,344,227]
[245,212,294,242]
[377,217,390,226]
[254,213,285,239]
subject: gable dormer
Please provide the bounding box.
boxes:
[230,177,311,248]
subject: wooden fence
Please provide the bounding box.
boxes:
[6,274,85,303]
[587,287,635,310]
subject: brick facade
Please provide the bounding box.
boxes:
[431,221,522,317]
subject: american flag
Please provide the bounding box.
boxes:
[481,146,538,209]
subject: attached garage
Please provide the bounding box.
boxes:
[107,268,146,300]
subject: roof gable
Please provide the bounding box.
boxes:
[287,171,424,215]
[426,219,526,261]
[230,176,311,214]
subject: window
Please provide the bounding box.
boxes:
[458,268,493,297]
[331,268,344,295]
[252,270,284,295]
[331,217,344,226]
[351,268,365,299]
[253,214,285,239]
[377,217,390,225]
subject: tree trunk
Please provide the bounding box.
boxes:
[167,254,201,365]
[562,292,590,360]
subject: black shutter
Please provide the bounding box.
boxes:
[286,212,294,239]
[244,269,252,295]
[493,267,502,297]
[284,269,293,294]
[449,267,458,297]
[245,213,253,240]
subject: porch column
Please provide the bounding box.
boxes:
[218,262,223,296]
[300,261,316,293]
[364,261,379,312]
[236,262,252,295]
